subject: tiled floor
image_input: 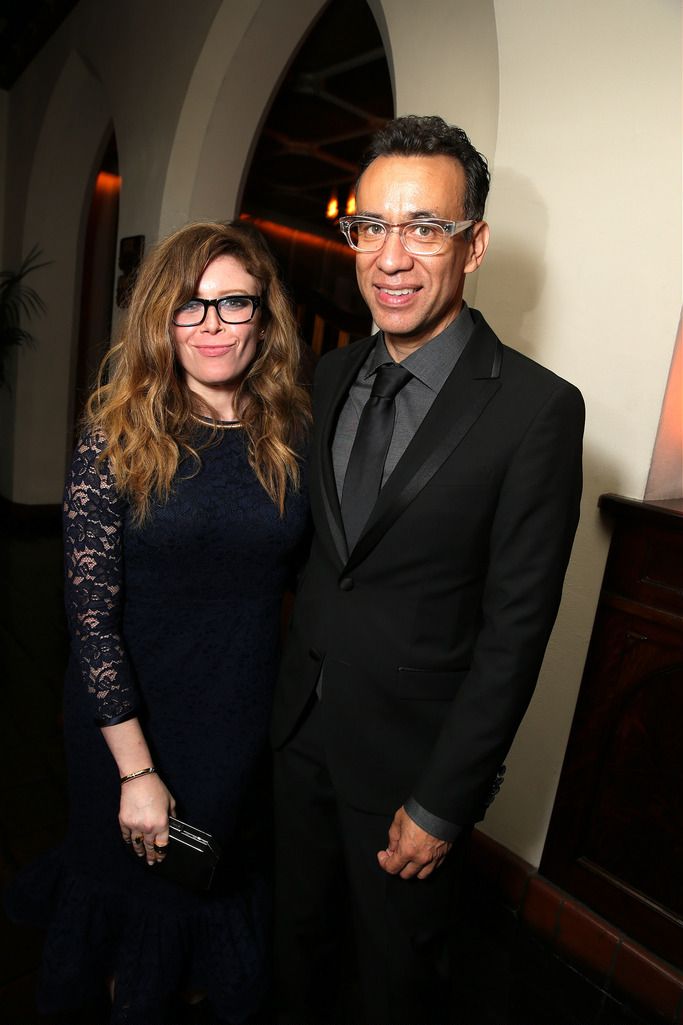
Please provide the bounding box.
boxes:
[451,878,667,1025]
[0,515,666,1025]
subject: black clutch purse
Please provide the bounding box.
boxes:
[156,816,222,891]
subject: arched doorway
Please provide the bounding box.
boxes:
[239,0,394,356]
[11,49,113,504]
[71,131,121,437]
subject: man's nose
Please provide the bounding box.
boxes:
[376,228,413,273]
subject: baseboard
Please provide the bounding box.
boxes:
[469,829,683,1023]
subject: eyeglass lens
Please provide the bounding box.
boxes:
[346,220,448,255]
[173,296,257,326]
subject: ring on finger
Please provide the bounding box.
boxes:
[153,843,168,855]
[132,835,143,844]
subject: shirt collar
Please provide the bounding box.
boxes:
[365,303,475,391]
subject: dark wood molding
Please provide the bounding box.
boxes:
[470,830,683,1023]
[541,493,683,969]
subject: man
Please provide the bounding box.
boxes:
[272,115,584,1024]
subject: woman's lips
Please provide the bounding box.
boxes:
[193,344,235,357]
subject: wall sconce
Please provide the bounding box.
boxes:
[346,190,356,216]
[96,171,122,196]
[325,189,339,220]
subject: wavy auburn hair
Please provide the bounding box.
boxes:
[86,220,311,522]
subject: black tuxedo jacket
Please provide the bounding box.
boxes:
[272,309,584,826]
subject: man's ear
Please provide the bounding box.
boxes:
[464,221,490,274]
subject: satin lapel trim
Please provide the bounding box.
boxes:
[315,336,375,566]
[344,326,503,574]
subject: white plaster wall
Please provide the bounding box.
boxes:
[371,0,499,173]
[475,0,682,864]
[370,0,499,314]
[71,0,223,244]
[161,0,327,233]
[158,0,265,235]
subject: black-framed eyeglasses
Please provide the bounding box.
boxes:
[339,216,475,255]
[172,295,262,327]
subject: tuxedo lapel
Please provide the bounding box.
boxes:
[344,314,503,574]
[314,336,375,567]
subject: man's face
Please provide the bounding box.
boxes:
[354,154,488,354]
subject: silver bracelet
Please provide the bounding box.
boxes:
[120,766,157,785]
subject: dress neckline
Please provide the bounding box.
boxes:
[191,414,244,430]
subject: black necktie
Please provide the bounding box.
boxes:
[341,362,413,550]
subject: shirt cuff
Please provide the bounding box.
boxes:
[404,797,463,842]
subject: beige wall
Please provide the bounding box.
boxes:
[372,0,500,185]
[1,0,681,864]
[477,0,682,864]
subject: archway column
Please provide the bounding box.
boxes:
[13,51,111,504]
[159,0,327,234]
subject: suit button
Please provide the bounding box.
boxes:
[339,576,354,591]
[308,648,322,661]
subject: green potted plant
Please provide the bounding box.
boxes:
[0,245,48,387]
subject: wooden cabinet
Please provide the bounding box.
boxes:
[541,494,683,968]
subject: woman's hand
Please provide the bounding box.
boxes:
[119,772,176,865]
[99,717,176,866]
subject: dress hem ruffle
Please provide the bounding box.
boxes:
[5,847,269,1025]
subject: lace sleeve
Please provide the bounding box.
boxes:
[63,433,139,726]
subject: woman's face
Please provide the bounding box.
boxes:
[172,254,262,415]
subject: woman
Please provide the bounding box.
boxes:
[8,221,311,1023]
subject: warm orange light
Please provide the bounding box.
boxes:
[346,190,356,216]
[326,190,339,220]
[96,170,122,196]
[240,213,355,259]
[645,311,683,499]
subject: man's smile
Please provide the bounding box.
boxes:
[374,284,422,306]
[378,287,420,296]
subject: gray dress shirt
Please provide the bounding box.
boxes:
[331,304,475,842]
[333,305,474,501]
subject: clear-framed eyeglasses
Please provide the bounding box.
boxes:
[172,295,262,327]
[339,216,475,256]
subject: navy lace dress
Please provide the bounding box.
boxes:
[7,421,310,1024]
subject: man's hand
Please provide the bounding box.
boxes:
[377,806,452,880]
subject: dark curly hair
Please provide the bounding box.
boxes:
[359,115,490,223]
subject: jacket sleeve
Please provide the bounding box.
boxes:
[411,380,585,825]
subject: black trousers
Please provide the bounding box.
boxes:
[273,697,467,1025]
